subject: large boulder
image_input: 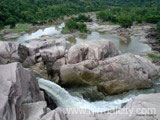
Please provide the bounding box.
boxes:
[24,37,71,60]
[0,63,43,120]
[0,41,29,64]
[24,37,71,78]
[39,93,160,120]
[60,53,160,94]
[67,40,120,64]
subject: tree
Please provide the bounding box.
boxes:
[157,22,160,32]
[77,22,87,32]
[6,17,16,28]
[118,15,133,28]
[65,19,77,31]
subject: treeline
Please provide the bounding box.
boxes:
[0,0,160,28]
[97,5,160,28]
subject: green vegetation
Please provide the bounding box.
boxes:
[157,22,160,32]
[0,0,160,29]
[12,24,29,33]
[148,54,160,59]
[96,3,160,28]
[62,18,88,33]
[73,14,92,22]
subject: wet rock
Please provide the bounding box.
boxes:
[68,86,105,101]
[39,93,160,120]
[0,63,43,120]
[61,53,160,94]
[67,40,120,64]
[18,44,30,62]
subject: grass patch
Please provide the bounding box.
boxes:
[61,27,70,34]
[12,23,29,33]
[148,53,160,59]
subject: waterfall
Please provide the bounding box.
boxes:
[38,78,134,112]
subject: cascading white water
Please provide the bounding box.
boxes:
[38,78,134,112]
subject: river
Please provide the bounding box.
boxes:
[12,22,158,112]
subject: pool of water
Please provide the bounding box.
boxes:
[14,23,151,54]
[76,32,151,54]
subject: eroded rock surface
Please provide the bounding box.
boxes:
[61,53,160,94]
[67,40,120,64]
[0,63,43,120]
[24,37,71,79]
[0,41,29,64]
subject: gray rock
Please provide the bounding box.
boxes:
[25,38,71,59]
[22,101,48,120]
[0,41,29,64]
[0,63,43,120]
[67,40,120,64]
[0,41,19,64]
[60,53,160,94]
[99,93,160,120]
[24,38,71,78]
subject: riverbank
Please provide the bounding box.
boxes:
[0,19,160,120]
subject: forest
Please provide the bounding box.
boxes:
[0,0,160,28]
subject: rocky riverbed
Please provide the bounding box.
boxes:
[0,22,160,120]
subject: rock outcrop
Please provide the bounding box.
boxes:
[39,93,160,120]
[24,37,71,79]
[60,53,160,94]
[0,63,43,120]
[0,41,29,64]
[67,40,120,64]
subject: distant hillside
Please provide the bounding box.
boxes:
[0,0,160,28]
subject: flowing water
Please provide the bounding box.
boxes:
[16,23,65,43]
[12,23,155,112]
[38,78,160,112]
[38,78,135,112]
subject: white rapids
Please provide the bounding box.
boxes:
[38,78,134,113]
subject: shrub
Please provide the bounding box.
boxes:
[118,15,133,28]
[62,18,88,33]
[61,27,70,34]
[77,22,88,32]
[65,19,77,31]
[148,54,160,59]
[74,14,92,22]
[96,11,117,23]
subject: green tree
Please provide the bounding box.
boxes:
[6,17,16,28]
[65,19,78,31]
[118,15,133,28]
[157,22,160,32]
[77,22,87,32]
